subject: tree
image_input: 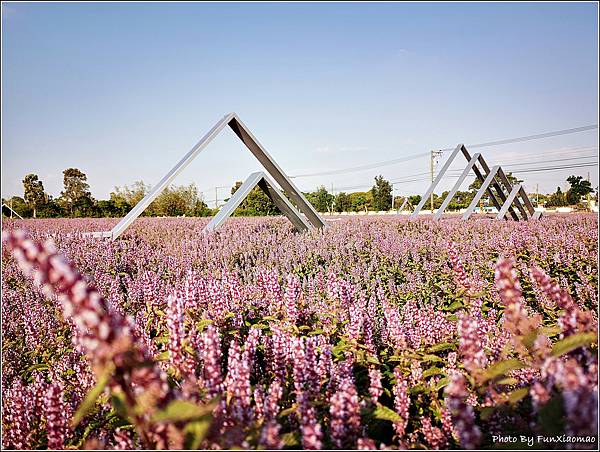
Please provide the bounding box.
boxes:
[60,168,94,216]
[546,187,568,207]
[566,175,593,205]
[36,195,64,218]
[333,192,351,212]
[348,192,372,212]
[22,174,47,218]
[1,196,32,218]
[228,181,280,216]
[305,186,334,213]
[370,175,392,211]
[408,195,422,207]
[111,180,150,215]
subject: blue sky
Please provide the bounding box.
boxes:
[2,2,598,205]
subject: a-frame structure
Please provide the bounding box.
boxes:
[411,144,541,221]
[86,113,325,240]
[395,196,413,213]
[203,171,312,233]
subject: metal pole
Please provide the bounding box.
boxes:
[215,187,218,209]
[430,151,434,212]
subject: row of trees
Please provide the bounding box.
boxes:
[2,169,597,219]
[3,169,212,219]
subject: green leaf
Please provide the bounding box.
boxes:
[152,399,215,423]
[308,328,325,336]
[184,419,212,449]
[72,366,113,427]
[279,404,297,418]
[22,362,49,376]
[421,354,444,363]
[551,332,597,357]
[373,405,402,423]
[434,377,450,391]
[428,342,457,353]
[496,377,518,386]
[442,301,463,312]
[480,359,525,383]
[422,367,443,378]
[508,386,530,404]
[195,319,214,332]
[156,351,170,361]
[366,356,381,365]
[281,432,300,447]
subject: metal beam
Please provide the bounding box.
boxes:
[108,113,235,240]
[462,149,519,221]
[433,153,481,220]
[411,144,463,217]
[257,177,312,232]
[87,113,325,240]
[397,197,409,212]
[496,167,528,220]
[497,184,522,220]
[1,203,24,220]
[462,165,500,220]
[227,115,325,229]
[202,172,312,233]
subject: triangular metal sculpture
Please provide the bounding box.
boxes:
[411,144,541,221]
[396,197,413,213]
[203,171,312,233]
[86,113,325,240]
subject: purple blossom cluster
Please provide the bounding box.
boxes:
[1,214,598,450]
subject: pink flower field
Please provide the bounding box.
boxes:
[1,215,598,450]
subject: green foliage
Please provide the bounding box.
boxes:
[551,332,597,357]
[305,186,334,213]
[229,181,281,216]
[566,175,593,205]
[334,191,352,212]
[22,173,47,218]
[370,175,392,211]
[546,187,569,207]
[60,168,94,216]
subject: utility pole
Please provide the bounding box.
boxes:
[430,150,443,212]
[214,187,218,209]
[536,183,539,208]
[587,172,591,210]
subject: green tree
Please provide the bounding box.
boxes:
[305,186,333,213]
[566,175,593,205]
[348,191,372,212]
[229,181,280,216]
[370,175,392,211]
[546,187,568,207]
[111,180,149,215]
[22,174,47,218]
[333,192,351,212]
[60,168,94,216]
[37,195,64,218]
[1,196,32,218]
[408,195,422,207]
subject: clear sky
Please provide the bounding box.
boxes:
[2,2,598,205]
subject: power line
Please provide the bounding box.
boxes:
[290,152,429,179]
[290,123,598,179]
[441,124,599,152]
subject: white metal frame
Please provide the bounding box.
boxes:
[433,153,480,220]
[85,113,325,240]
[203,171,312,233]
[412,144,540,221]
